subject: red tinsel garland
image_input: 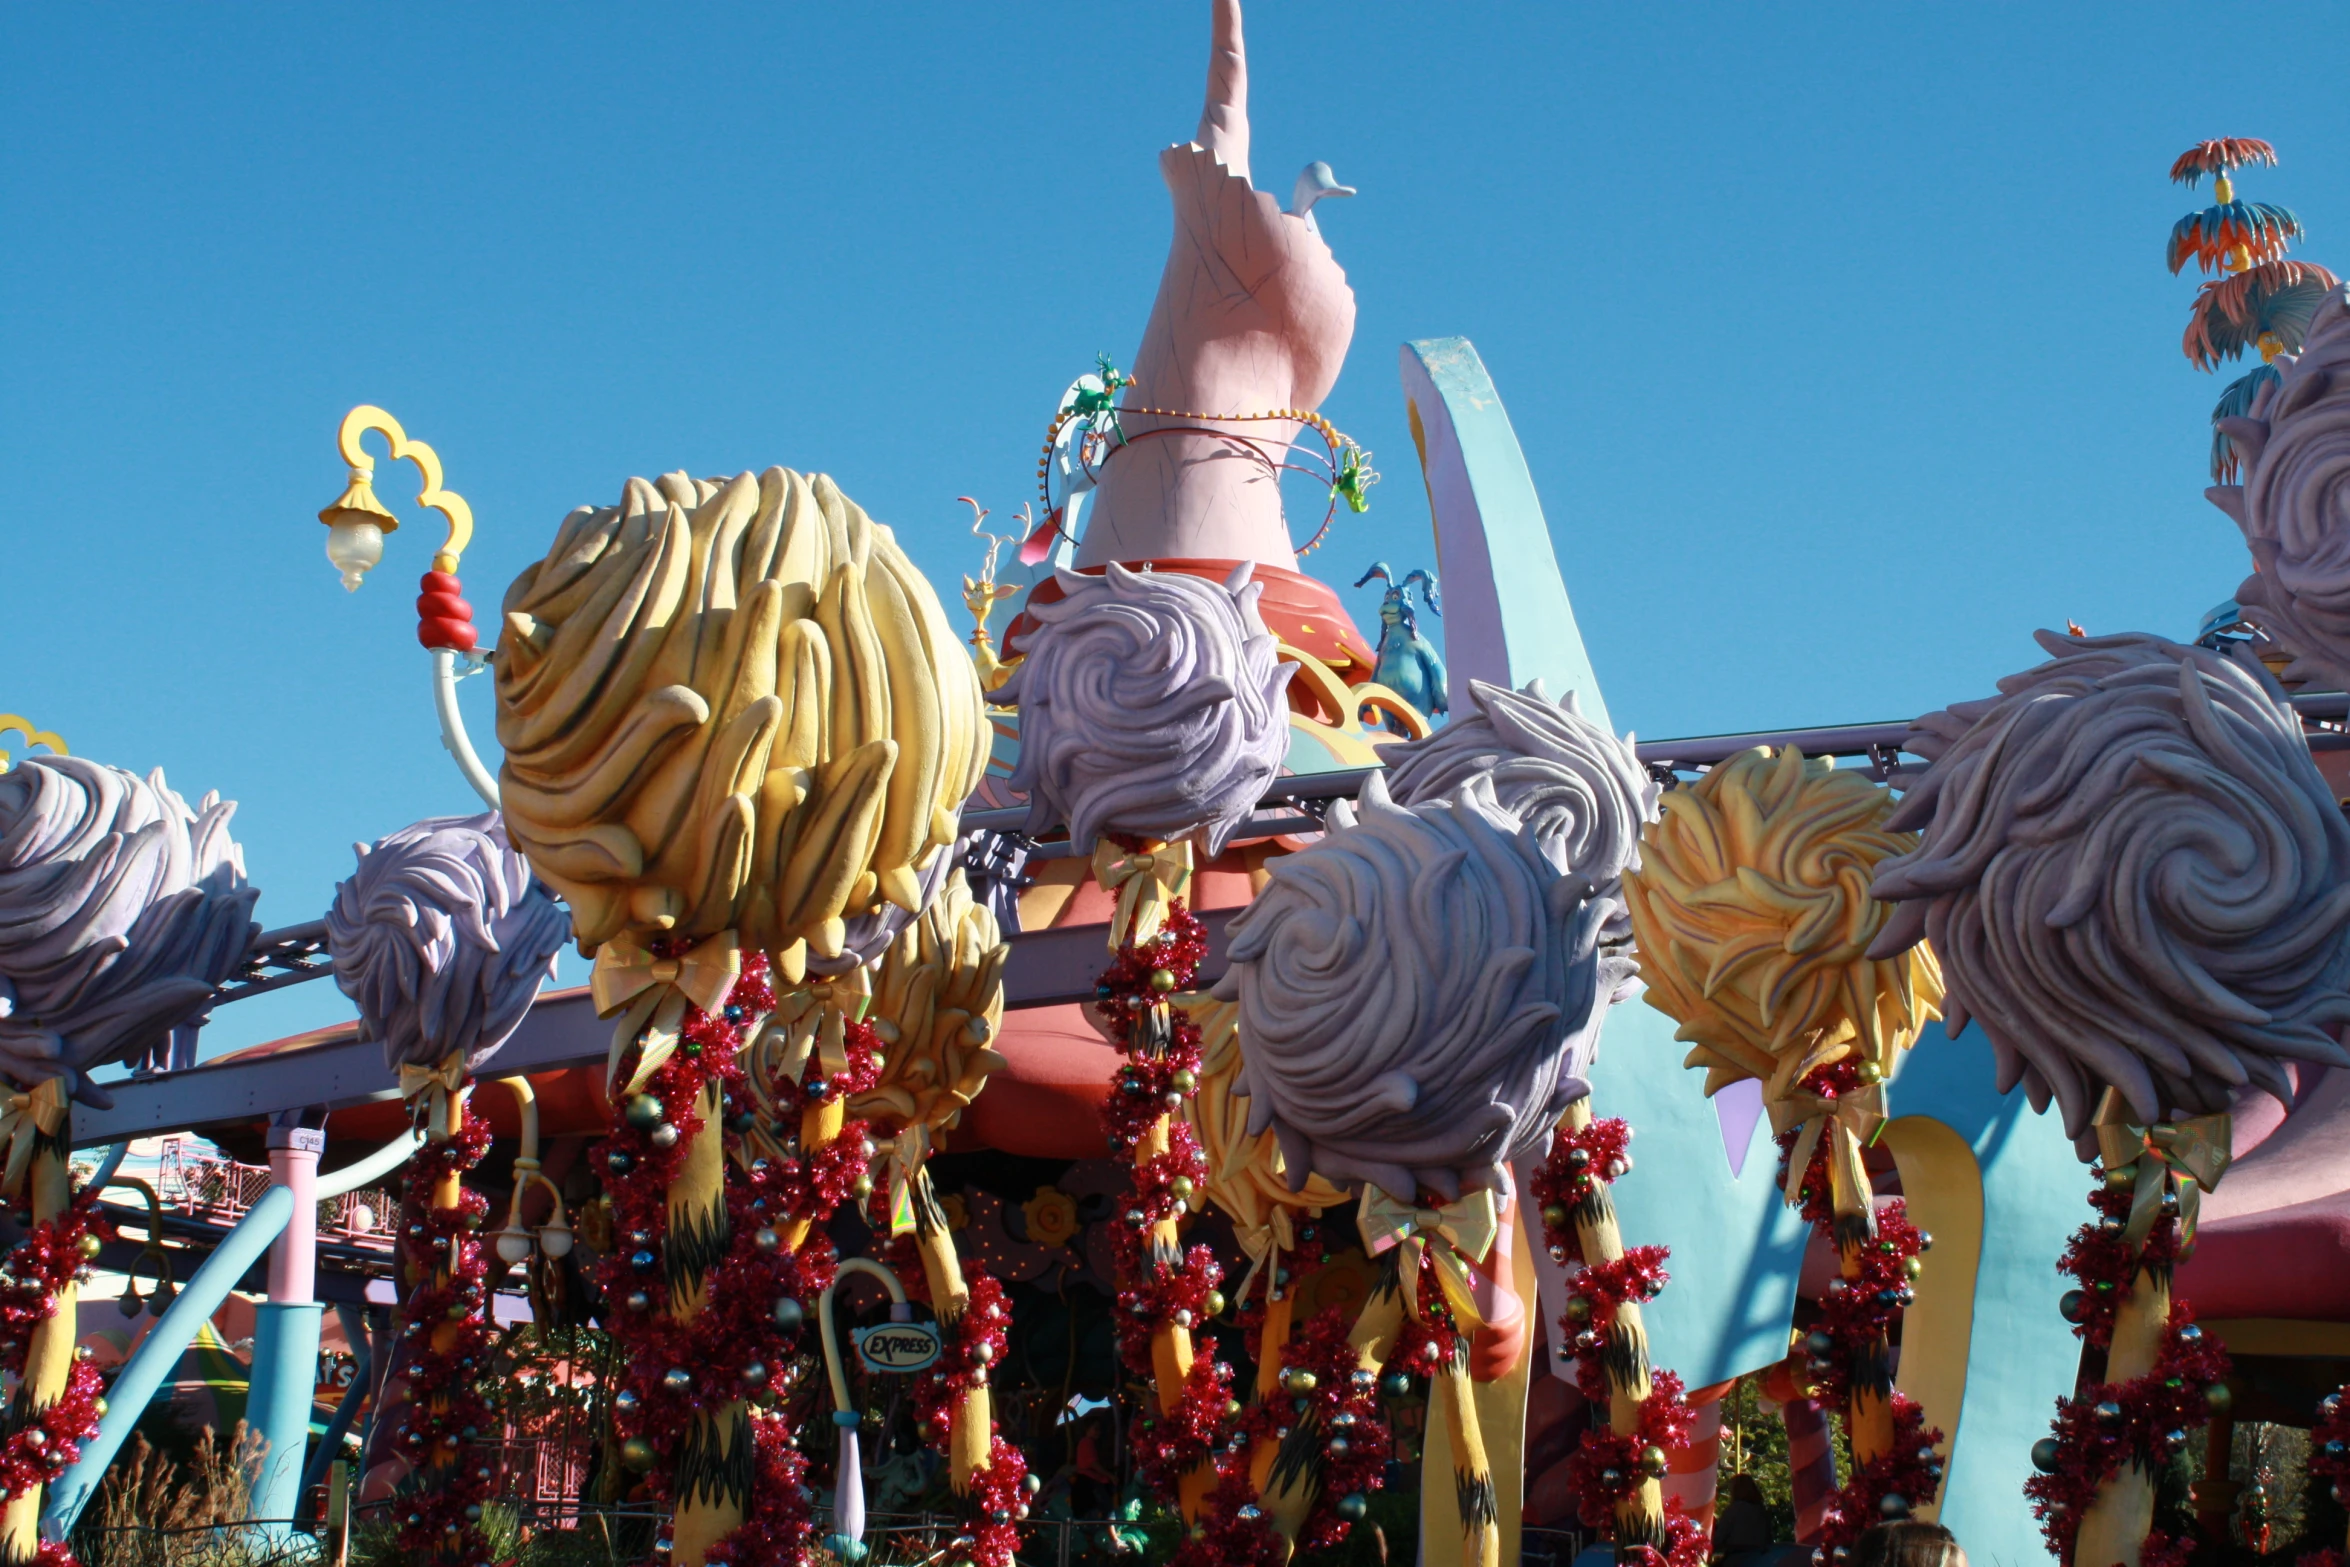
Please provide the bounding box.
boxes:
[1204,1296,1396,1558]
[1809,1396,1945,1548]
[387,1111,497,1565]
[1528,1115,1704,1567]
[594,948,888,1566]
[1766,1066,1949,1543]
[2052,1173,2184,1353]
[0,1179,112,1566]
[2022,1161,2232,1567]
[2309,1384,2350,1525]
[898,1266,1030,1567]
[1090,896,1248,1513]
[2024,1305,2230,1561]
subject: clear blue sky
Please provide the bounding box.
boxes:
[7,3,2346,1057]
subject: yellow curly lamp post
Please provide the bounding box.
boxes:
[315,404,499,807]
[1623,746,1943,1468]
[0,719,64,774]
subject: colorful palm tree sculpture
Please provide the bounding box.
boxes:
[2169,139,2340,481]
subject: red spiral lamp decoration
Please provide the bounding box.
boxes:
[417,571,478,653]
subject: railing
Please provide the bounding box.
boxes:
[300,1499,1592,1566]
[156,1141,272,1223]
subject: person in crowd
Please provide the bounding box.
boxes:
[1712,1473,1774,1557]
[1850,1519,1965,1567]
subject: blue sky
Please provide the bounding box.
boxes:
[7,2,2348,1057]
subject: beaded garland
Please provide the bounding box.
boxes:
[899,1265,1031,1567]
[594,948,886,1566]
[2022,1168,2233,1567]
[1766,1062,1949,1548]
[387,1112,497,1564]
[2311,1383,2350,1532]
[1529,1114,1705,1567]
[0,1186,110,1567]
[1089,899,1245,1504]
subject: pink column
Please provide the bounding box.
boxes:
[266,1124,324,1302]
[1664,1387,1727,1536]
[1783,1395,1841,1543]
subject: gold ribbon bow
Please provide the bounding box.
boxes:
[0,1078,66,1202]
[1231,1223,1283,1306]
[1766,1082,1888,1230]
[1092,839,1194,952]
[1359,1186,1498,1335]
[397,1052,467,1140]
[592,929,743,1096]
[765,971,871,1086]
[2094,1093,2231,1255]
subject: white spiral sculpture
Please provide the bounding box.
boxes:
[1380,676,1658,939]
[1869,631,2350,1137]
[2210,286,2350,689]
[998,563,1295,855]
[1214,773,1619,1202]
[326,813,570,1075]
[0,757,258,1100]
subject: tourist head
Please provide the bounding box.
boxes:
[1850,1519,1964,1567]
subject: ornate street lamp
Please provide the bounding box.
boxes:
[316,404,498,806]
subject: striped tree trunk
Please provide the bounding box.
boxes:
[668,1077,748,1566]
[0,1128,72,1562]
[1561,1097,1664,1546]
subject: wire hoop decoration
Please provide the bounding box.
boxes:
[1032,362,1376,560]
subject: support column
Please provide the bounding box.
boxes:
[246,1122,325,1533]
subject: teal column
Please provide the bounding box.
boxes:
[243,1301,326,1529]
[42,1187,296,1541]
[1399,336,1611,729]
[245,1120,325,1532]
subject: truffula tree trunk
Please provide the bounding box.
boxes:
[0,1126,73,1562]
[1560,1097,1664,1547]
[905,1167,991,1492]
[669,1077,747,1567]
[2072,1208,2170,1567]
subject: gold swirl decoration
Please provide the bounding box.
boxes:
[855,868,1010,1136]
[1623,745,1943,1097]
[1177,992,1348,1277]
[493,469,989,961]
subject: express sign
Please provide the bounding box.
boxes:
[854,1321,944,1374]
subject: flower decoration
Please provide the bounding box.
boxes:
[1019,1187,1078,1251]
[1219,773,1611,1202]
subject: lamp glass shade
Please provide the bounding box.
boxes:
[493,1225,534,1266]
[538,1222,574,1259]
[325,517,385,592]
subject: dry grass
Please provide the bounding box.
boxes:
[79,1422,307,1567]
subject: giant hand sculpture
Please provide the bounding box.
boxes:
[0,757,257,1101]
[1074,0,1358,570]
[325,812,569,1079]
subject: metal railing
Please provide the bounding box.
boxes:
[295,1499,1590,1566]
